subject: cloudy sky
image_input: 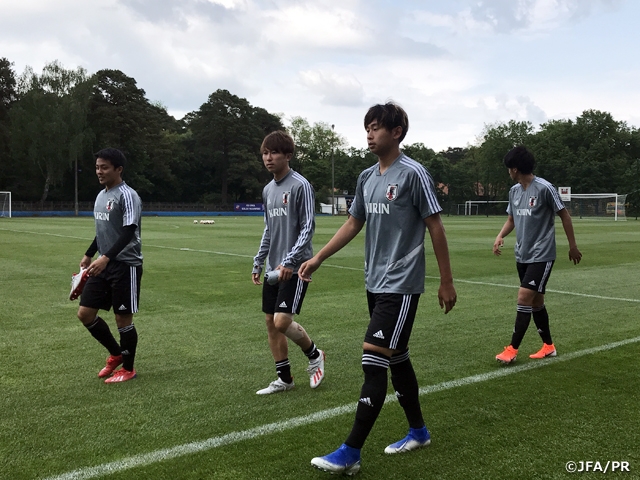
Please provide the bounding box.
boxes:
[2,0,637,151]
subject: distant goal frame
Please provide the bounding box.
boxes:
[566,193,627,221]
[463,200,509,216]
[0,191,10,218]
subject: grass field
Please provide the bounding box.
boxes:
[1,215,639,480]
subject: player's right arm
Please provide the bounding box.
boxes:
[493,216,515,256]
[298,215,365,282]
[252,214,271,285]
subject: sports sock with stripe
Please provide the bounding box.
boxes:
[86,316,121,357]
[532,305,553,345]
[303,341,320,361]
[275,358,293,384]
[345,350,390,449]
[510,305,532,349]
[118,324,138,371]
[390,349,424,429]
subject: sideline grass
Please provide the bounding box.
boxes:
[0,216,639,479]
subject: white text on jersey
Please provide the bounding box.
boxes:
[95,212,110,221]
[515,209,532,216]
[365,203,390,215]
[268,207,288,217]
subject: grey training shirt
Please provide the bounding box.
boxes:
[506,176,565,263]
[253,169,315,274]
[349,153,442,294]
[94,181,143,266]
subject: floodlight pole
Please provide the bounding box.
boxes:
[74,158,78,216]
[331,124,335,216]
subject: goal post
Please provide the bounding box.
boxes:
[564,193,627,221]
[463,200,509,216]
[0,191,10,218]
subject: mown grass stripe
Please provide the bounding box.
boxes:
[43,335,640,480]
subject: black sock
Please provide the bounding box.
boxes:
[276,358,293,383]
[303,342,320,361]
[118,324,138,371]
[345,350,390,449]
[532,305,553,345]
[510,305,532,349]
[390,349,424,429]
[86,317,121,356]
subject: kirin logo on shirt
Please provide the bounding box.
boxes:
[386,184,398,201]
[106,198,115,211]
[282,191,291,205]
[528,196,537,208]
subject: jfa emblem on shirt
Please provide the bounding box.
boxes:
[106,198,115,211]
[528,196,537,207]
[386,184,398,201]
[282,191,290,205]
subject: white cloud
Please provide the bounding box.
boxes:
[0,0,638,152]
[298,70,365,107]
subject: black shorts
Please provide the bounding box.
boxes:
[517,261,554,294]
[262,274,308,315]
[80,260,143,314]
[365,291,420,351]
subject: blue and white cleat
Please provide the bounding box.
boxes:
[384,426,431,454]
[311,443,361,475]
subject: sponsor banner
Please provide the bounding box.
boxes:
[234,203,264,212]
[559,187,571,201]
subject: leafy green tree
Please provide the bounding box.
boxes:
[86,69,186,202]
[0,58,18,192]
[186,89,283,204]
[475,120,535,199]
[287,116,348,199]
[10,61,91,203]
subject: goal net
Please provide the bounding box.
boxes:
[564,193,627,221]
[0,192,10,218]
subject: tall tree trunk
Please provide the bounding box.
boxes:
[40,171,51,206]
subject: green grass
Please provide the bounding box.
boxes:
[1,215,639,479]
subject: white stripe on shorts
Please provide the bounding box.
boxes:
[390,295,411,349]
[130,266,138,313]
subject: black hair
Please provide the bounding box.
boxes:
[364,102,409,143]
[94,148,126,170]
[503,145,535,174]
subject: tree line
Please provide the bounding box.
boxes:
[1,58,639,215]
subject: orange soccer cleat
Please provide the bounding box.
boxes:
[529,343,557,359]
[496,345,518,364]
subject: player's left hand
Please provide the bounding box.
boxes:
[438,282,457,314]
[277,265,293,282]
[88,255,109,276]
[569,245,582,265]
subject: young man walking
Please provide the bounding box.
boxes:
[252,130,325,395]
[494,145,582,364]
[299,103,457,475]
[76,147,143,383]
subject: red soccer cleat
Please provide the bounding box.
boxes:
[104,368,137,383]
[98,355,123,378]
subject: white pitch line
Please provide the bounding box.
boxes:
[2,226,638,303]
[43,335,640,480]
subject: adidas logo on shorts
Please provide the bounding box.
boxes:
[359,397,374,407]
[118,304,127,311]
[529,280,537,286]
[373,330,385,340]
[279,301,288,308]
